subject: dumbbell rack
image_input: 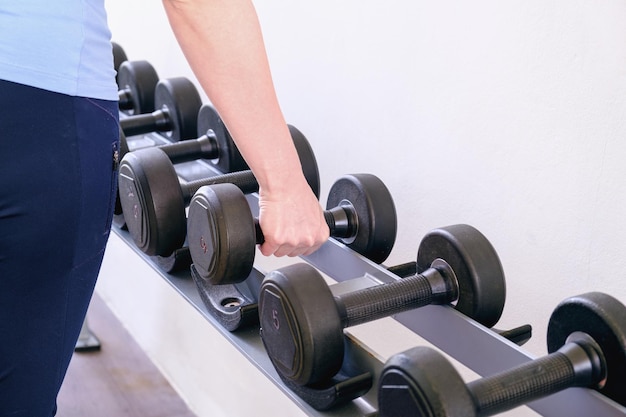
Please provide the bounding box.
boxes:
[115,128,626,417]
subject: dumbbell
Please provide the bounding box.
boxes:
[117,60,159,115]
[113,105,247,227]
[187,173,397,286]
[378,292,626,416]
[109,42,159,114]
[258,224,506,387]
[112,42,128,85]
[119,77,202,141]
[118,124,320,257]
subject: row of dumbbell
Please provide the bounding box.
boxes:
[113,83,527,412]
[375,290,626,416]
[112,46,398,274]
[111,47,515,406]
[114,42,241,169]
[254,231,626,413]
[112,44,249,236]
[113,46,626,415]
[112,68,505,340]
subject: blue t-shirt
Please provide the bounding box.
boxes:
[0,0,117,100]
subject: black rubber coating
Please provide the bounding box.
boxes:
[326,174,396,264]
[378,346,474,417]
[259,264,344,386]
[337,273,433,328]
[547,292,626,406]
[196,104,248,173]
[416,224,506,328]
[117,60,159,115]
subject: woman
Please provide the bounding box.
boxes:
[0,0,328,415]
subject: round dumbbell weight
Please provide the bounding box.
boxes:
[119,77,201,142]
[187,173,397,286]
[118,124,320,257]
[109,42,159,114]
[117,60,159,115]
[113,105,248,227]
[378,292,626,416]
[258,224,506,387]
[112,42,128,85]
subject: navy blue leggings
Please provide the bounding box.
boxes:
[0,80,119,416]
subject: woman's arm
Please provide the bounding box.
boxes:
[162,0,329,256]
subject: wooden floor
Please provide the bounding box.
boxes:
[57,294,197,417]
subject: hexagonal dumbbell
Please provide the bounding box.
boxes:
[258,224,506,391]
[118,124,320,258]
[187,173,398,287]
[119,77,201,142]
[378,292,626,416]
[113,105,248,228]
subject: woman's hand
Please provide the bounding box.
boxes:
[257,176,329,257]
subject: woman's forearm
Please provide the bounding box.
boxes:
[162,0,329,257]
[162,0,303,191]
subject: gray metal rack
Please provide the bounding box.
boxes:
[115,130,626,416]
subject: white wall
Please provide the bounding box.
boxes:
[102,0,626,414]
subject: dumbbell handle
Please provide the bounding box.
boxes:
[182,170,259,204]
[118,88,134,111]
[252,206,358,245]
[158,134,218,165]
[120,108,171,137]
[466,340,604,416]
[336,266,457,328]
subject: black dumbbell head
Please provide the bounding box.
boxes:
[118,127,130,157]
[378,346,475,417]
[416,224,506,328]
[117,60,159,115]
[259,263,345,386]
[112,42,127,84]
[118,147,186,256]
[197,105,249,173]
[547,292,626,405]
[326,174,396,264]
[290,125,320,199]
[187,183,257,283]
[154,77,202,142]
[113,128,131,227]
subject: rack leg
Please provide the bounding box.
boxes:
[75,316,101,352]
